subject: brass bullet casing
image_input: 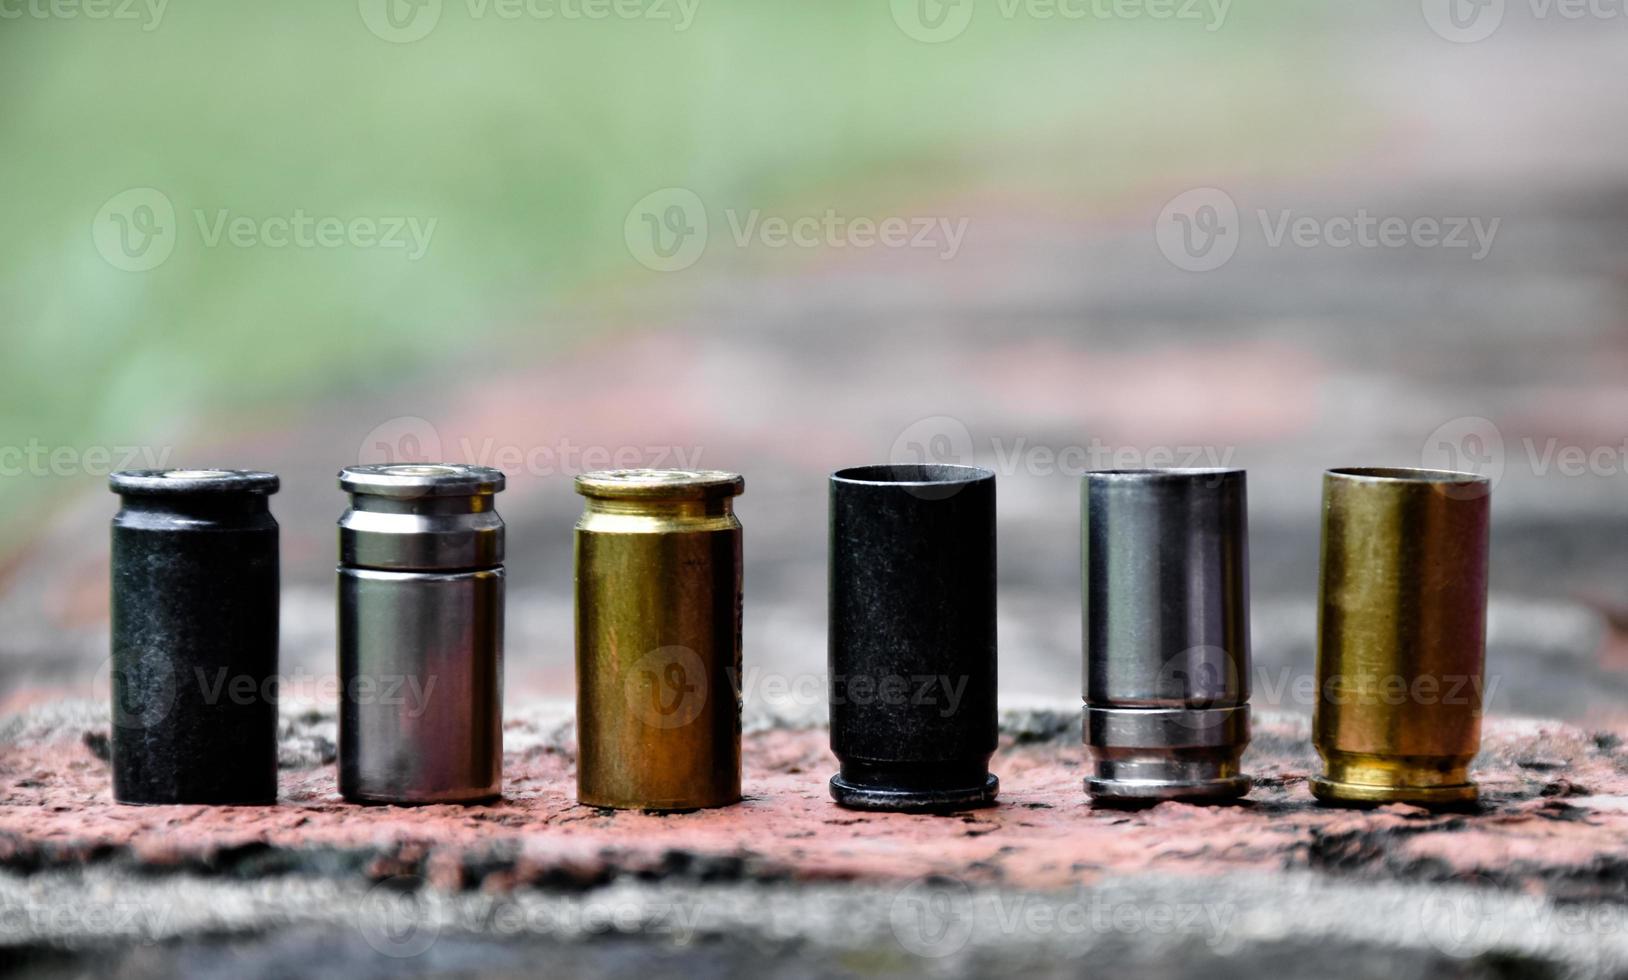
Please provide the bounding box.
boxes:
[1313,467,1491,808]
[574,469,744,811]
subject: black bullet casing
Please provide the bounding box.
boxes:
[827,464,998,812]
[109,470,281,805]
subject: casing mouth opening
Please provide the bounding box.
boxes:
[831,463,993,486]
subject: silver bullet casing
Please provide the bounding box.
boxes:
[338,464,506,804]
[1082,469,1252,804]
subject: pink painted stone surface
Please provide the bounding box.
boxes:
[3,709,1626,899]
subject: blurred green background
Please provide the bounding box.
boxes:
[0,0,1356,552]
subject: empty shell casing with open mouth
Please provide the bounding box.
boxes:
[1313,466,1491,808]
[1082,469,1252,804]
[827,463,999,813]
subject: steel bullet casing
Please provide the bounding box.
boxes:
[1313,467,1490,807]
[574,469,744,811]
[109,469,281,806]
[828,464,999,812]
[338,464,505,805]
[1082,469,1252,804]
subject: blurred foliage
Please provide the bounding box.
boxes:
[0,0,1360,543]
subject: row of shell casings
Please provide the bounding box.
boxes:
[104,462,1490,811]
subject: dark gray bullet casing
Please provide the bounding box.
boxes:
[338,464,505,805]
[1082,469,1252,803]
[109,470,281,806]
[828,464,998,812]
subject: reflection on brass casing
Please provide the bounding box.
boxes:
[1313,467,1490,807]
[574,469,744,811]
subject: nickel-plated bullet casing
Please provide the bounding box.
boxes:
[828,464,999,812]
[109,469,281,805]
[1313,467,1491,807]
[338,464,505,805]
[1082,469,1252,804]
[574,469,744,811]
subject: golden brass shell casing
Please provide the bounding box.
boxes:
[574,469,744,811]
[1313,467,1491,807]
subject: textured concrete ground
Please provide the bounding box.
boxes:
[3,703,1628,977]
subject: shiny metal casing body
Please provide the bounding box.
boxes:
[338,464,505,805]
[574,469,744,811]
[1313,467,1490,808]
[1082,469,1251,803]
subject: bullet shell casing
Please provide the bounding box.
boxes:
[1313,467,1491,807]
[828,464,999,812]
[1082,469,1252,804]
[109,469,281,806]
[574,470,744,812]
[338,464,505,805]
